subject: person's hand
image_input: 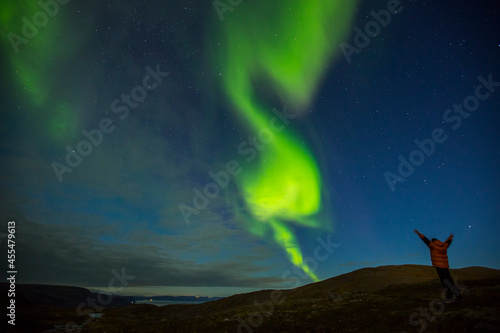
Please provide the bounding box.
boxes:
[450,233,454,238]
[414,229,420,235]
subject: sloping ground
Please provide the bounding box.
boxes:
[81,265,500,333]
[163,264,499,313]
[285,264,500,299]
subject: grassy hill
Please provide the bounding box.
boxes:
[2,265,500,332]
[81,264,500,333]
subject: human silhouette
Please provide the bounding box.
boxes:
[414,229,462,299]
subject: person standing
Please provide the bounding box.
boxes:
[414,229,462,299]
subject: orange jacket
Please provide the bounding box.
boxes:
[418,233,453,268]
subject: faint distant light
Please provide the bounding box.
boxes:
[468,225,471,228]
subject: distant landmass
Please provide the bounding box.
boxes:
[1,265,499,332]
[0,283,221,332]
[0,283,134,308]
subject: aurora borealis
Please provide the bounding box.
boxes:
[1,0,499,298]
[1,0,82,142]
[211,0,358,281]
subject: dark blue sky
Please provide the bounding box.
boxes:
[0,0,499,297]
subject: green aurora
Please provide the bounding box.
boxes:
[212,1,358,280]
[2,0,359,282]
[1,1,78,141]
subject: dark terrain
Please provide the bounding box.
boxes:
[0,283,133,333]
[2,265,500,332]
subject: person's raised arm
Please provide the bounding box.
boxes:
[414,229,430,246]
[445,233,453,246]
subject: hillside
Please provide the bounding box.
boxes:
[2,265,500,332]
[82,265,500,332]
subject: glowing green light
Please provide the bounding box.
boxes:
[0,1,78,141]
[242,133,321,224]
[212,1,358,280]
[1,1,57,105]
[270,219,319,281]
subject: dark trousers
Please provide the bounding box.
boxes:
[435,267,462,298]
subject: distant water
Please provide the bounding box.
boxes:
[134,300,208,306]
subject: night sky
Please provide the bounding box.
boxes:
[1,0,499,297]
